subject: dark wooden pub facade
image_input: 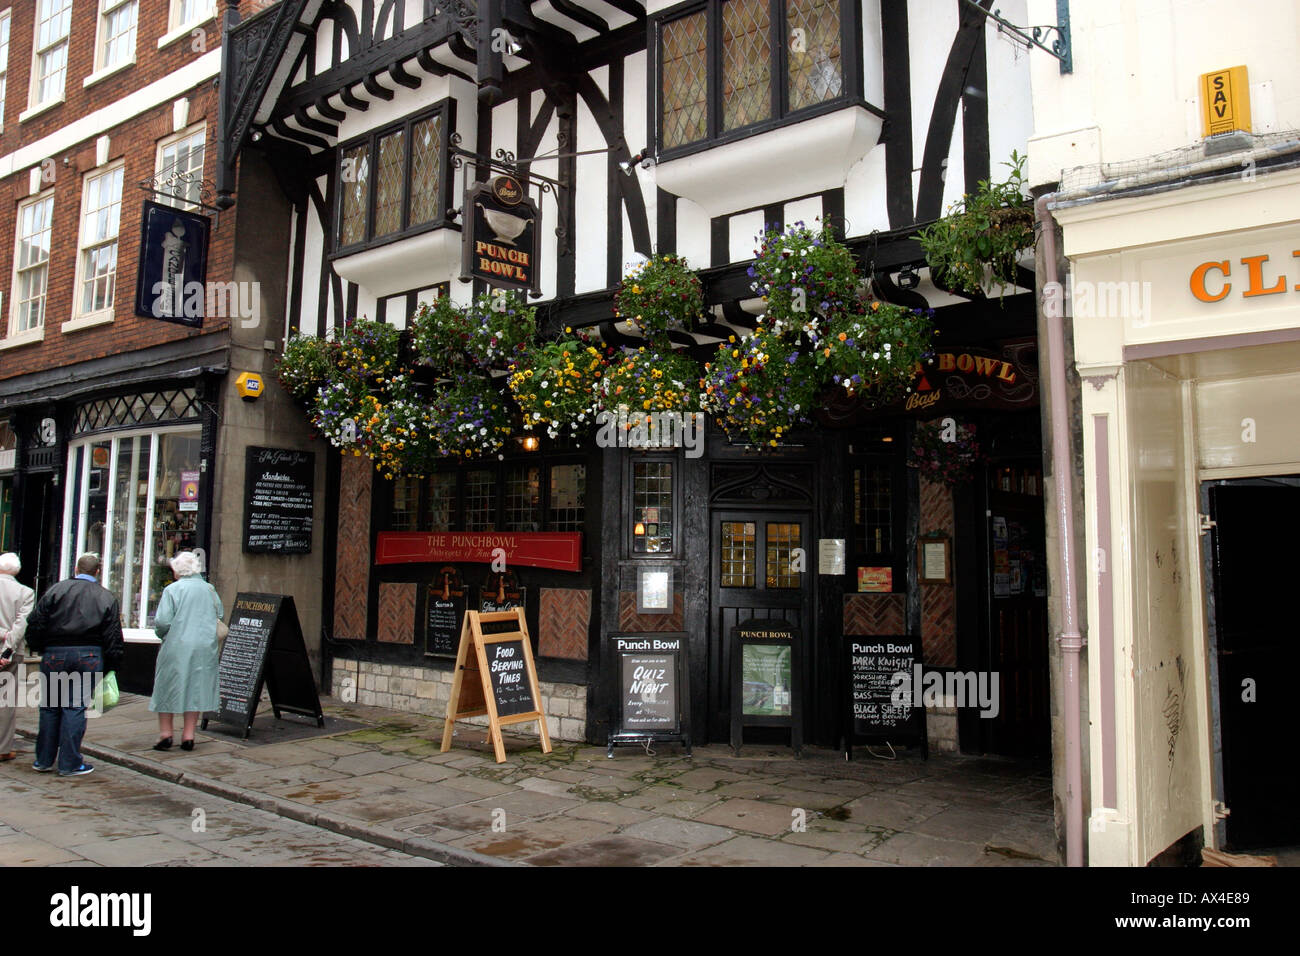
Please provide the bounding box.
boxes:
[217,0,1046,755]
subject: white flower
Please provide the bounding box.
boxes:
[884,343,892,351]
[872,352,879,360]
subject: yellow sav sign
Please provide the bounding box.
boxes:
[1201,65,1251,137]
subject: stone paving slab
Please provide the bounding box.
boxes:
[10,695,1063,867]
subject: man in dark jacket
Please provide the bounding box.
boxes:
[25,554,124,776]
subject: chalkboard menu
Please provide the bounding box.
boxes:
[204,593,324,738]
[486,639,535,717]
[243,447,314,553]
[480,571,524,613]
[844,636,926,758]
[425,567,464,657]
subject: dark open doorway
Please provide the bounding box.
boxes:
[1204,477,1300,850]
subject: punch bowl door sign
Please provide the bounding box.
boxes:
[730,619,802,756]
[461,175,541,293]
[134,200,211,328]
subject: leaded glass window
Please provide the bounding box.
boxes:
[373,131,405,238]
[661,11,707,149]
[410,115,442,226]
[721,0,772,132]
[787,0,842,110]
[339,144,370,248]
[465,470,496,531]
[549,464,585,532]
[632,462,673,553]
[505,466,541,532]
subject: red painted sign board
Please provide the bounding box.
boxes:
[374,532,583,572]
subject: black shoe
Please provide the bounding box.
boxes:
[180,739,194,751]
[153,737,173,751]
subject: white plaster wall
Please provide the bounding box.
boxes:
[1027,0,1300,187]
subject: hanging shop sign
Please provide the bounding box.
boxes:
[842,637,927,759]
[730,619,802,755]
[461,175,541,293]
[203,594,324,739]
[441,608,551,763]
[134,200,212,328]
[607,634,692,756]
[375,531,582,571]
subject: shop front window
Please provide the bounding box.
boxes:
[62,426,202,630]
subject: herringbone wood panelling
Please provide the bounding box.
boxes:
[618,591,684,632]
[843,593,905,635]
[539,588,591,660]
[922,586,957,666]
[377,582,416,644]
[920,477,955,535]
[333,455,372,640]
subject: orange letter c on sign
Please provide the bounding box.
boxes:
[1190,260,1231,302]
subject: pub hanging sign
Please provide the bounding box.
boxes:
[461,175,541,293]
[133,200,212,329]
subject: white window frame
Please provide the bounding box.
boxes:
[3,190,56,349]
[67,162,125,331]
[160,0,216,50]
[0,11,12,132]
[24,0,73,119]
[86,0,139,88]
[155,124,207,212]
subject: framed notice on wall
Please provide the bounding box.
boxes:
[919,535,951,584]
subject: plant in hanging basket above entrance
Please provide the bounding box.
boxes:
[916,150,1035,297]
[817,301,936,404]
[909,419,982,486]
[597,346,702,426]
[749,222,863,347]
[310,373,374,457]
[276,332,340,403]
[427,371,515,461]
[412,290,537,372]
[335,316,403,384]
[507,336,608,439]
[358,375,442,480]
[614,254,704,347]
[702,329,821,447]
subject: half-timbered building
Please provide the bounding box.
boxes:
[218,0,1049,790]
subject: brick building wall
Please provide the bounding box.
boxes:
[0,1,235,379]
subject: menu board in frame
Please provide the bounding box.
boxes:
[729,619,802,756]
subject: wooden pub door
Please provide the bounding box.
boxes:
[708,511,813,744]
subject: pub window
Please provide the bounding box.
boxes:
[766,522,801,588]
[853,461,892,555]
[425,472,457,531]
[390,475,420,531]
[720,520,755,587]
[334,103,452,254]
[548,464,585,532]
[505,465,541,531]
[464,469,496,531]
[632,461,674,553]
[656,0,847,155]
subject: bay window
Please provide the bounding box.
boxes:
[655,0,855,156]
[334,102,454,254]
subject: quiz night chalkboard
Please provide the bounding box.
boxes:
[844,636,927,758]
[486,639,535,717]
[607,635,691,756]
[204,593,324,738]
[243,447,314,553]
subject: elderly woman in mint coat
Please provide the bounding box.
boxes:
[150,551,222,751]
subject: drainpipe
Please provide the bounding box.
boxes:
[1035,192,1084,867]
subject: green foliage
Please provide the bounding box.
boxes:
[916,151,1035,297]
[614,254,704,347]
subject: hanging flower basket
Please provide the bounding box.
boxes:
[428,371,515,461]
[748,222,863,348]
[507,338,608,439]
[614,254,704,347]
[310,373,374,456]
[702,330,820,447]
[909,419,982,486]
[359,374,442,480]
[336,316,402,384]
[816,301,935,404]
[597,346,702,428]
[916,151,1035,297]
[412,291,537,372]
[276,332,340,403]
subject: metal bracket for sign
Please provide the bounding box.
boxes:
[960,0,1073,74]
[448,133,564,199]
[136,162,225,224]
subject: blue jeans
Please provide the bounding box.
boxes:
[36,646,101,773]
